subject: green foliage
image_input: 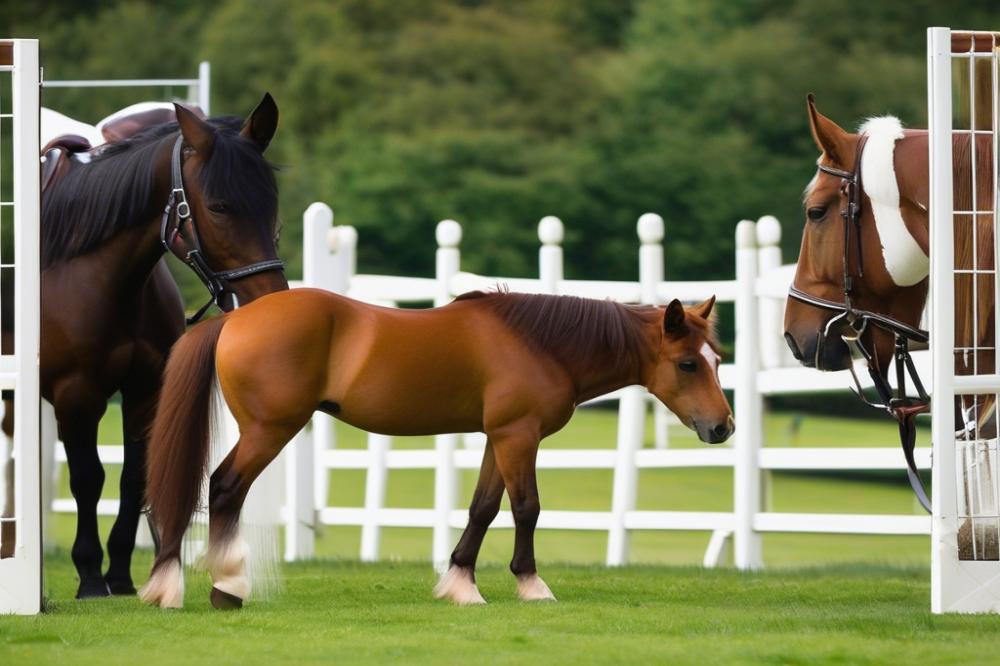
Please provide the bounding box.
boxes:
[9,1,1000,310]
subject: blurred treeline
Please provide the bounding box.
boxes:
[5,1,999,310]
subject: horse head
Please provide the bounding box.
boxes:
[647,297,734,444]
[784,95,929,374]
[166,93,288,315]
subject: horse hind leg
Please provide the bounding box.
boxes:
[205,421,302,610]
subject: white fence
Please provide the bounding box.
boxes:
[0,38,42,615]
[928,27,1000,614]
[293,202,932,571]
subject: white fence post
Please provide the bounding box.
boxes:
[638,213,669,450]
[303,202,336,290]
[197,61,211,115]
[734,219,763,569]
[538,216,563,294]
[756,215,784,369]
[284,429,315,561]
[606,386,644,566]
[432,220,462,572]
[360,434,390,561]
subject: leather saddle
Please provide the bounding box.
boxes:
[41,104,206,194]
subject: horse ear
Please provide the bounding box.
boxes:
[807,94,852,166]
[240,92,279,152]
[663,299,686,335]
[690,295,716,320]
[174,102,216,157]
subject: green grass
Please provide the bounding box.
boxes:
[7,407,976,665]
[3,555,1000,665]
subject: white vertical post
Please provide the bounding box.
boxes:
[637,213,669,449]
[284,429,315,561]
[755,215,784,369]
[928,26,958,614]
[432,220,462,571]
[303,202,338,519]
[606,386,644,566]
[538,216,563,294]
[302,202,336,290]
[0,39,42,614]
[40,401,57,550]
[197,61,211,116]
[359,433,390,561]
[734,219,763,569]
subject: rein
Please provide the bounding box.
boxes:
[787,136,932,512]
[160,136,285,324]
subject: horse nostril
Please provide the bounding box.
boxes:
[712,422,730,438]
[784,333,802,360]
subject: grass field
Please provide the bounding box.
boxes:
[4,556,1000,665]
[4,406,968,665]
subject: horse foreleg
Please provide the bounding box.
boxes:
[105,386,157,595]
[60,407,109,599]
[491,427,554,602]
[434,440,504,605]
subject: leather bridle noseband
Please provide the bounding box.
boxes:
[787,136,932,512]
[160,135,285,324]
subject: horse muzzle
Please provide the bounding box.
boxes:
[694,415,735,444]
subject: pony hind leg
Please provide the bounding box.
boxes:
[490,428,555,602]
[205,421,302,610]
[434,441,505,605]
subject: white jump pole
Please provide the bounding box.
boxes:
[432,220,462,572]
[734,219,763,569]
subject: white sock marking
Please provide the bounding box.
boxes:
[517,573,556,602]
[203,535,251,600]
[139,559,185,609]
[433,565,486,605]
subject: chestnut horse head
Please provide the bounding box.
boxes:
[784,95,930,375]
[648,297,733,443]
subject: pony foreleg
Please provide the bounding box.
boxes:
[492,430,555,602]
[435,442,503,605]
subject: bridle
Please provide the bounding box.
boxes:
[787,136,932,512]
[160,135,285,324]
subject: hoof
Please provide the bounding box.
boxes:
[433,565,486,605]
[517,574,556,602]
[76,579,111,599]
[211,586,244,611]
[106,578,137,596]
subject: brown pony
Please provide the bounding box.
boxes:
[140,288,733,609]
[0,96,287,599]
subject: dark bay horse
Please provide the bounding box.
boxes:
[1,95,288,599]
[140,288,733,609]
[784,95,994,510]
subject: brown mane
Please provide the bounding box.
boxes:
[456,290,658,369]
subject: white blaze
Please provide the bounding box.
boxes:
[858,116,928,286]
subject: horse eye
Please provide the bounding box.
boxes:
[678,360,698,373]
[208,203,228,215]
[807,206,827,221]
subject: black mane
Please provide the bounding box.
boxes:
[41,116,278,269]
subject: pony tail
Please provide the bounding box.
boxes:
[140,314,227,607]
